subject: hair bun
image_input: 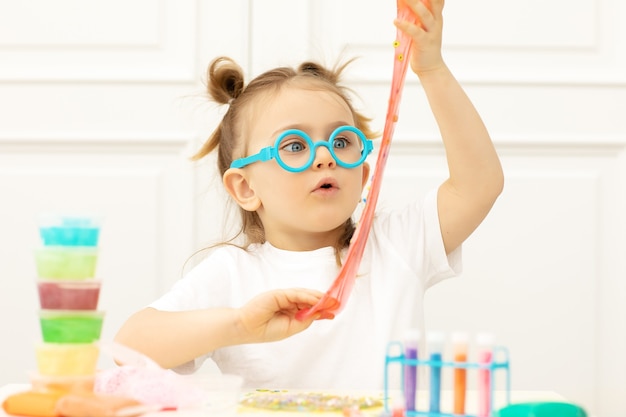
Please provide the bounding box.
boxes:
[207,57,245,105]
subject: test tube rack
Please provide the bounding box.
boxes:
[383,341,511,417]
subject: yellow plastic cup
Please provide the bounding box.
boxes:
[35,343,99,376]
[34,246,98,280]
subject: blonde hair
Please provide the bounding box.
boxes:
[192,56,375,260]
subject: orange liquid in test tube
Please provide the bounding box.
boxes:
[452,332,468,415]
[453,351,467,414]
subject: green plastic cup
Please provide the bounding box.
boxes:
[39,310,104,343]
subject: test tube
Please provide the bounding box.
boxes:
[403,329,420,412]
[476,332,495,417]
[426,331,445,414]
[451,332,468,415]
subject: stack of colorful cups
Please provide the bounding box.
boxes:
[32,214,104,394]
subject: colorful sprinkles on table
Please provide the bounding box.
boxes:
[239,390,384,412]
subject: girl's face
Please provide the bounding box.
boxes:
[226,86,371,251]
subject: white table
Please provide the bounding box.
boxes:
[1,383,568,417]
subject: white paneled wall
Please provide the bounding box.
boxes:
[0,0,197,81]
[0,0,243,387]
[1,1,625,416]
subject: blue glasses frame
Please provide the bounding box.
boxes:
[230,125,374,173]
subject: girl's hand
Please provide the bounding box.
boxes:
[394,0,445,75]
[237,288,331,343]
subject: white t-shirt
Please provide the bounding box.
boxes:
[149,188,462,389]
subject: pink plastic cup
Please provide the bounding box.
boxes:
[37,280,101,310]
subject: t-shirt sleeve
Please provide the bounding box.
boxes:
[145,251,234,373]
[372,187,462,289]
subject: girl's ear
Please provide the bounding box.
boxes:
[223,168,261,211]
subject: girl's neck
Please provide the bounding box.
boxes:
[264,229,343,252]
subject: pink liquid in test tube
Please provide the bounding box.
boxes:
[476,333,495,417]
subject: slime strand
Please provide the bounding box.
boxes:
[297,0,419,320]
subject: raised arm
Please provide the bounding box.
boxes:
[395,0,504,254]
[114,288,326,369]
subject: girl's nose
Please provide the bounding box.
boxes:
[312,145,336,169]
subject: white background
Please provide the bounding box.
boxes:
[1,1,625,416]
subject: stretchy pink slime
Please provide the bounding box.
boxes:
[297,0,419,320]
[95,343,205,408]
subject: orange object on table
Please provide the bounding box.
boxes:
[2,389,65,417]
[2,389,143,417]
[55,394,142,417]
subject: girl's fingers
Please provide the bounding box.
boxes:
[394,18,421,37]
[275,288,324,310]
[402,0,443,27]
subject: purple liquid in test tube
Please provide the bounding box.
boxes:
[403,330,420,412]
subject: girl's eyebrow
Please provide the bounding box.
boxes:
[269,121,353,138]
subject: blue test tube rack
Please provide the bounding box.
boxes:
[383,341,511,417]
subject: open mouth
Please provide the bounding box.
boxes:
[313,177,338,192]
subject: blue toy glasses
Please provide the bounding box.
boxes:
[230,125,374,173]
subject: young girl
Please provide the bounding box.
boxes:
[115,0,503,389]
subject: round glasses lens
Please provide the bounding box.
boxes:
[276,132,313,171]
[330,127,365,165]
